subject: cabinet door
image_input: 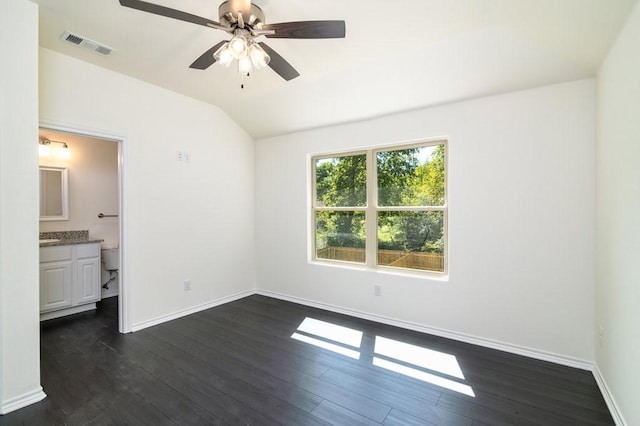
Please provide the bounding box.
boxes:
[40,261,73,312]
[75,257,101,304]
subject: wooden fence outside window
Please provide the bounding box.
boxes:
[317,247,444,272]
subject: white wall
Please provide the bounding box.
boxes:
[256,79,596,362]
[39,47,256,328]
[0,0,46,414]
[39,131,119,247]
[596,1,640,424]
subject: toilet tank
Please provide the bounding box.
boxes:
[101,247,119,270]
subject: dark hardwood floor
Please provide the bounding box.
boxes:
[0,295,613,425]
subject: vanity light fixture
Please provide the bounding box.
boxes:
[39,136,71,159]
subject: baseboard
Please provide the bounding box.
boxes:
[101,288,119,299]
[130,287,594,371]
[131,289,255,332]
[101,292,118,299]
[0,387,46,415]
[40,303,96,321]
[256,289,593,371]
[592,365,627,425]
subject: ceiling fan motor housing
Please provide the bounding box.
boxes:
[218,1,265,29]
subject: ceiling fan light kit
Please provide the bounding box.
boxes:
[248,43,270,68]
[213,42,233,66]
[119,0,345,83]
[228,34,248,59]
[213,32,271,74]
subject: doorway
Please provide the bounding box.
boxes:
[38,123,129,333]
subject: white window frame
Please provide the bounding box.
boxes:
[311,139,448,276]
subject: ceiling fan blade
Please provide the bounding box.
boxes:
[119,0,229,32]
[262,21,346,39]
[259,42,300,81]
[189,41,227,70]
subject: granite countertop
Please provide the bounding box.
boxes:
[39,238,104,248]
[39,230,104,248]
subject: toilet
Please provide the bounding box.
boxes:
[101,244,119,298]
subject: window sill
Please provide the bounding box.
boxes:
[309,259,449,282]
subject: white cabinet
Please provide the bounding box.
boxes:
[40,243,101,320]
[40,260,73,311]
[75,244,101,305]
[75,258,101,305]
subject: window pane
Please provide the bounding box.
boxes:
[377,211,444,272]
[316,211,365,263]
[377,144,445,207]
[316,154,367,207]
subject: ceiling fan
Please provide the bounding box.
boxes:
[119,0,346,81]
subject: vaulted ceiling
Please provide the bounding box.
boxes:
[32,0,637,138]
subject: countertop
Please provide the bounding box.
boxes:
[39,238,104,248]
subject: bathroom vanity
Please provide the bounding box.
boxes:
[39,231,103,321]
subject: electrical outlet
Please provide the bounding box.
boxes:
[184,279,191,291]
[176,151,184,161]
[374,284,382,296]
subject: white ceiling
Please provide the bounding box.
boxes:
[33,0,637,139]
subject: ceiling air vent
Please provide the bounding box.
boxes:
[60,31,114,56]
[94,45,113,56]
[64,33,83,45]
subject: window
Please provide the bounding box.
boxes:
[312,140,447,274]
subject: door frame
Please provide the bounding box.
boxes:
[39,120,131,333]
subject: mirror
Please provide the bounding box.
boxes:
[40,167,69,221]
